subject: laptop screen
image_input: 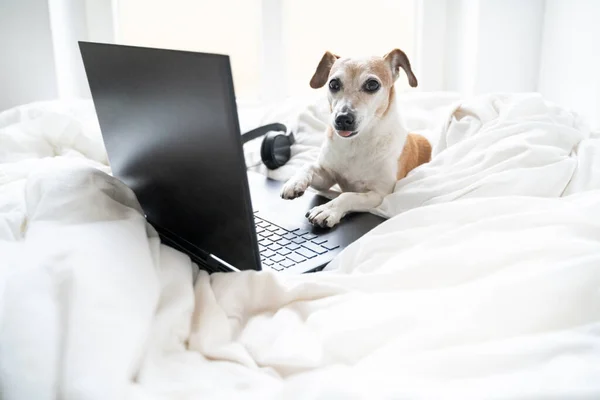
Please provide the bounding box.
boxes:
[79,42,260,271]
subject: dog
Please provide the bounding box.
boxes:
[280,48,432,228]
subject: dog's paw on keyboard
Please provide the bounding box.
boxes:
[280,179,309,200]
[306,204,343,228]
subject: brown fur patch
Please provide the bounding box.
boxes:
[396,134,432,180]
[310,52,340,88]
[369,60,393,87]
[384,49,418,87]
[378,85,395,117]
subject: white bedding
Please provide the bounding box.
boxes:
[1,93,600,399]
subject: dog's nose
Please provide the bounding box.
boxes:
[334,113,356,131]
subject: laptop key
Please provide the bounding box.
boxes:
[270,233,283,241]
[283,233,296,240]
[296,247,317,259]
[256,226,265,234]
[287,252,306,263]
[277,248,291,256]
[294,230,309,237]
[259,231,273,238]
[271,264,283,271]
[259,239,273,247]
[271,254,286,263]
[266,225,279,232]
[277,238,291,246]
[268,243,282,251]
[292,236,306,244]
[286,243,301,251]
[311,237,328,245]
[261,249,276,258]
[280,259,295,268]
[322,242,340,250]
[274,229,287,236]
[263,259,274,266]
[301,241,328,255]
[258,244,266,252]
[302,233,318,240]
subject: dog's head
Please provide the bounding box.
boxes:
[310,49,417,139]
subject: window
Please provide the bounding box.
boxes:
[114,0,416,103]
[116,0,262,100]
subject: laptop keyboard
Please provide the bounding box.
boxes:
[254,214,339,271]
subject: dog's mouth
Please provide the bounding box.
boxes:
[336,130,358,138]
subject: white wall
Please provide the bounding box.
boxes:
[0,0,58,111]
[538,0,600,130]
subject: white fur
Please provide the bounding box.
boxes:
[281,90,407,228]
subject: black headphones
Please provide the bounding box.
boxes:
[241,123,295,170]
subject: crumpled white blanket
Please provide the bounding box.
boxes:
[247,92,600,216]
[1,93,600,400]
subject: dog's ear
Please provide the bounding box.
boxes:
[310,51,340,89]
[384,49,418,87]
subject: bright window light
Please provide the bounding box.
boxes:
[114,0,416,103]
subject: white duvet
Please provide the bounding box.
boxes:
[1,93,600,399]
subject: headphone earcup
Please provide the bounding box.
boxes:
[260,132,293,170]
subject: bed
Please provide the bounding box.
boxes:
[1,91,599,399]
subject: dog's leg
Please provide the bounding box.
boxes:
[306,191,383,228]
[280,164,333,200]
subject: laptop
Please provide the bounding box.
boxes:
[79,42,384,274]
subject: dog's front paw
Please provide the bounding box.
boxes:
[306,204,343,228]
[281,177,309,200]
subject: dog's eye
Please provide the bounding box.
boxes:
[364,79,380,93]
[329,79,341,92]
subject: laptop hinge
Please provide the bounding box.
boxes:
[208,254,240,272]
[149,220,235,273]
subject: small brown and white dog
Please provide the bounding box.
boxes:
[280,48,432,228]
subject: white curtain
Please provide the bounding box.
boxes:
[0,0,58,111]
[418,0,600,130]
[538,0,600,131]
[1,0,599,130]
[0,0,114,111]
[47,0,115,100]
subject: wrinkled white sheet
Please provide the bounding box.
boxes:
[1,93,600,400]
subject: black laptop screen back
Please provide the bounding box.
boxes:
[79,42,260,271]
